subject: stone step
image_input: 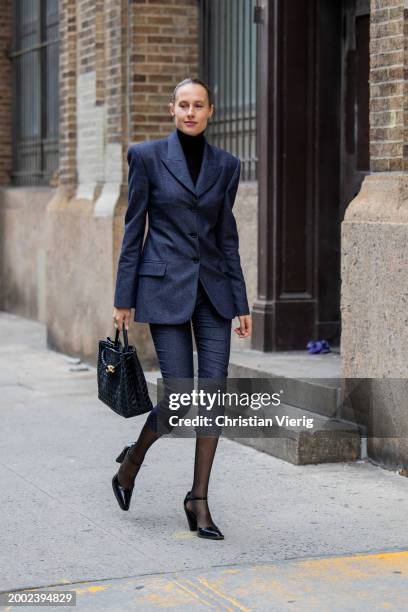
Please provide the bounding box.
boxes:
[224,400,361,465]
[194,351,343,419]
[144,371,361,465]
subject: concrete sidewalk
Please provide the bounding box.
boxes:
[1,310,408,611]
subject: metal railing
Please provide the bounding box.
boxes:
[199,0,258,181]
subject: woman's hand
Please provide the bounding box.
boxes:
[112,307,131,331]
[234,314,252,338]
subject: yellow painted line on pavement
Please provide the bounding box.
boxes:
[73,584,111,594]
[204,569,299,606]
[291,549,408,579]
[12,549,408,609]
[179,576,236,611]
[86,585,110,593]
[124,580,210,608]
[303,549,408,564]
[171,578,219,608]
[197,576,251,612]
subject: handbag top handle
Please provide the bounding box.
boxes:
[114,324,129,351]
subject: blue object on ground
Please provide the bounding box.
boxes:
[306,340,331,354]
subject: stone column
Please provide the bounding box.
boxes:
[341,0,408,468]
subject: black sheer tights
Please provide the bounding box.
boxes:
[185,435,219,528]
[117,425,220,529]
[117,421,161,489]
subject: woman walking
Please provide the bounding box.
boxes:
[111,78,252,540]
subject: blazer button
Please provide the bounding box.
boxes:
[189,232,197,238]
[192,257,199,263]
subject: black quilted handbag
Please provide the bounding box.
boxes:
[97,324,153,418]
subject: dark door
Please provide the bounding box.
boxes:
[253,0,370,351]
[316,0,370,347]
[340,0,370,217]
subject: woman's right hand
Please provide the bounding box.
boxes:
[112,307,131,331]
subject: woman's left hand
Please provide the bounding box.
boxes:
[234,314,252,338]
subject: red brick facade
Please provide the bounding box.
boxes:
[128,0,199,143]
[369,1,408,171]
[59,0,78,187]
[56,0,199,187]
[3,2,407,182]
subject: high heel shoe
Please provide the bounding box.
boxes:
[115,444,132,464]
[112,443,142,511]
[183,491,224,540]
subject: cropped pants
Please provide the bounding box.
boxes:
[145,278,232,436]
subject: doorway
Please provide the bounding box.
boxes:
[317,0,370,347]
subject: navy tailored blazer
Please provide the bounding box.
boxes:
[114,128,250,324]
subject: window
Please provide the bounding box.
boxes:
[199,0,258,181]
[10,0,59,186]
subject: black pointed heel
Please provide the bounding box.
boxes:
[112,444,142,511]
[183,491,224,540]
[184,491,198,531]
[116,445,131,463]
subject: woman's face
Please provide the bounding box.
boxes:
[170,83,214,135]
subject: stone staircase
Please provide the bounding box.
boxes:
[144,347,362,466]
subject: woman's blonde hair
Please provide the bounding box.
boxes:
[170,77,213,107]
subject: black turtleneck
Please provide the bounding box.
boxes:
[177,127,206,185]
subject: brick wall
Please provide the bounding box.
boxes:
[370,0,408,171]
[4,0,199,190]
[59,0,78,187]
[60,0,199,192]
[76,0,105,191]
[0,0,12,185]
[129,0,199,143]
[103,0,129,187]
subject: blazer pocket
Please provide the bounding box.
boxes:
[138,261,167,276]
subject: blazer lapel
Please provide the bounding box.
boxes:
[161,128,222,198]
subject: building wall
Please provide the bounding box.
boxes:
[0,0,257,364]
[0,188,53,323]
[2,0,405,467]
[0,1,52,324]
[341,0,408,468]
[128,0,199,142]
